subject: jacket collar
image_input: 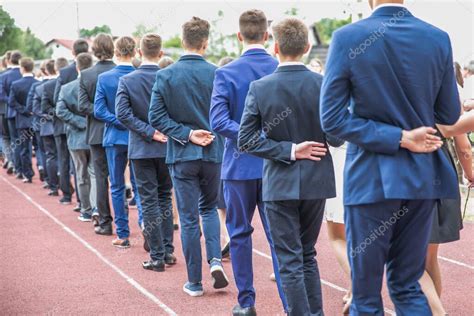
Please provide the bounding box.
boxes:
[371,5,412,17]
[179,55,205,62]
[274,64,309,73]
[241,48,270,58]
[139,64,159,70]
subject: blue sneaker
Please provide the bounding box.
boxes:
[183,282,204,297]
[78,213,92,222]
[210,258,229,289]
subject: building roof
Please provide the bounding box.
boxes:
[45,38,93,50]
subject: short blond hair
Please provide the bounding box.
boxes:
[140,33,162,58]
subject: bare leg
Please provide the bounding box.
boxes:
[172,189,179,227]
[426,244,442,296]
[419,272,446,316]
[327,220,352,313]
[218,208,230,246]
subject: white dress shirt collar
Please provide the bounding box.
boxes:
[373,2,406,12]
[278,61,305,67]
[182,52,202,57]
[117,62,133,67]
[242,44,266,54]
[140,61,159,66]
[22,73,34,77]
[10,65,20,69]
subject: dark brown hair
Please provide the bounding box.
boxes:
[140,33,162,59]
[115,36,136,58]
[10,51,22,65]
[73,39,89,55]
[239,10,268,42]
[182,17,210,50]
[272,18,309,57]
[76,53,93,71]
[20,57,34,73]
[454,62,464,88]
[45,59,56,75]
[92,33,114,60]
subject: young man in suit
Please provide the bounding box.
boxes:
[0,51,14,174]
[320,1,461,314]
[41,58,68,197]
[56,53,95,222]
[31,60,55,190]
[239,18,340,316]
[2,51,23,178]
[210,10,286,315]
[26,61,48,183]
[9,57,38,183]
[94,36,139,248]
[77,33,115,232]
[116,34,176,271]
[149,17,229,297]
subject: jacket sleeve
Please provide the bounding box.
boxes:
[8,85,20,114]
[41,85,54,117]
[115,79,155,142]
[320,31,402,155]
[238,83,293,164]
[209,69,240,139]
[93,78,126,130]
[77,76,94,115]
[55,87,86,130]
[53,74,62,104]
[26,84,36,114]
[0,75,6,104]
[148,75,191,145]
[433,35,461,125]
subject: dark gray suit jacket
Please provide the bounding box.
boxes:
[238,65,339,202]
[41,78,66,136]
[77,60,116,145]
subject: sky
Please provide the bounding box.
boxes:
[1,0,473,65]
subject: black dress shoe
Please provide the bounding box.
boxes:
[95,226,113,236]
[232,305,257,316]
[2,160,8,169]
[6,166,13,174]
[141,231,150,252]
[22,177,32,183]
[39,169,45,182]
[48,190,59,196]
[15,173,23,179]
[42,182,49,189]
[142,260,165,272]
[73,203,81,212]
[165,253,177,265]
[221,242,230,259]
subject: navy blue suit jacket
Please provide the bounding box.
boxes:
[94,65,134,147]
[41,78,65,136]
[149,55,223,164]
[0,69,11,115]
[53,62,77,104]
[2,68,22,119]
[239,65,337,202]
[9,76,38,129]
[210,49,278,180]
[116,64,166,159]
[31,79,54,136]
[320,6,461,205]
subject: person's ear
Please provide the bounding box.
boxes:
[237,32,244,43]
[158,51,164,58]
[274,42,280,56]
[263,31,269,42]
[181,39,186,49]
[303,42,311,55]
[202,39,209,51]
[138,48,144,58]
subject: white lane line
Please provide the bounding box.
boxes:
[2,176,177,316]
[439,256,474,270]
[252,248,396,315]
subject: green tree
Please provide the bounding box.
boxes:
[207,10,240,63]
[0,6,51,59]
[314,16,352,44]
[132,23,158,38]
[79,25,112,38]
[0,5,23,55]
[21,28,52,59]
[163,35,181,49]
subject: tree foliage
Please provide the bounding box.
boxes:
[314,16,352,44]
[0,6,51,59]
[132,23,158,38]
[79,25,112,38]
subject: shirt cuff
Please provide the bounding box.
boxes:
[188,129,193,141]
[291,143,296,161]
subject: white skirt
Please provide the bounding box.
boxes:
[325,144,346,224]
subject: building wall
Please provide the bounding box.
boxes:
[46,43,74,60]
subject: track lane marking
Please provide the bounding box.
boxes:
[2,176,177,316]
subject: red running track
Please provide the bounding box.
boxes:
[0,171,473,315]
